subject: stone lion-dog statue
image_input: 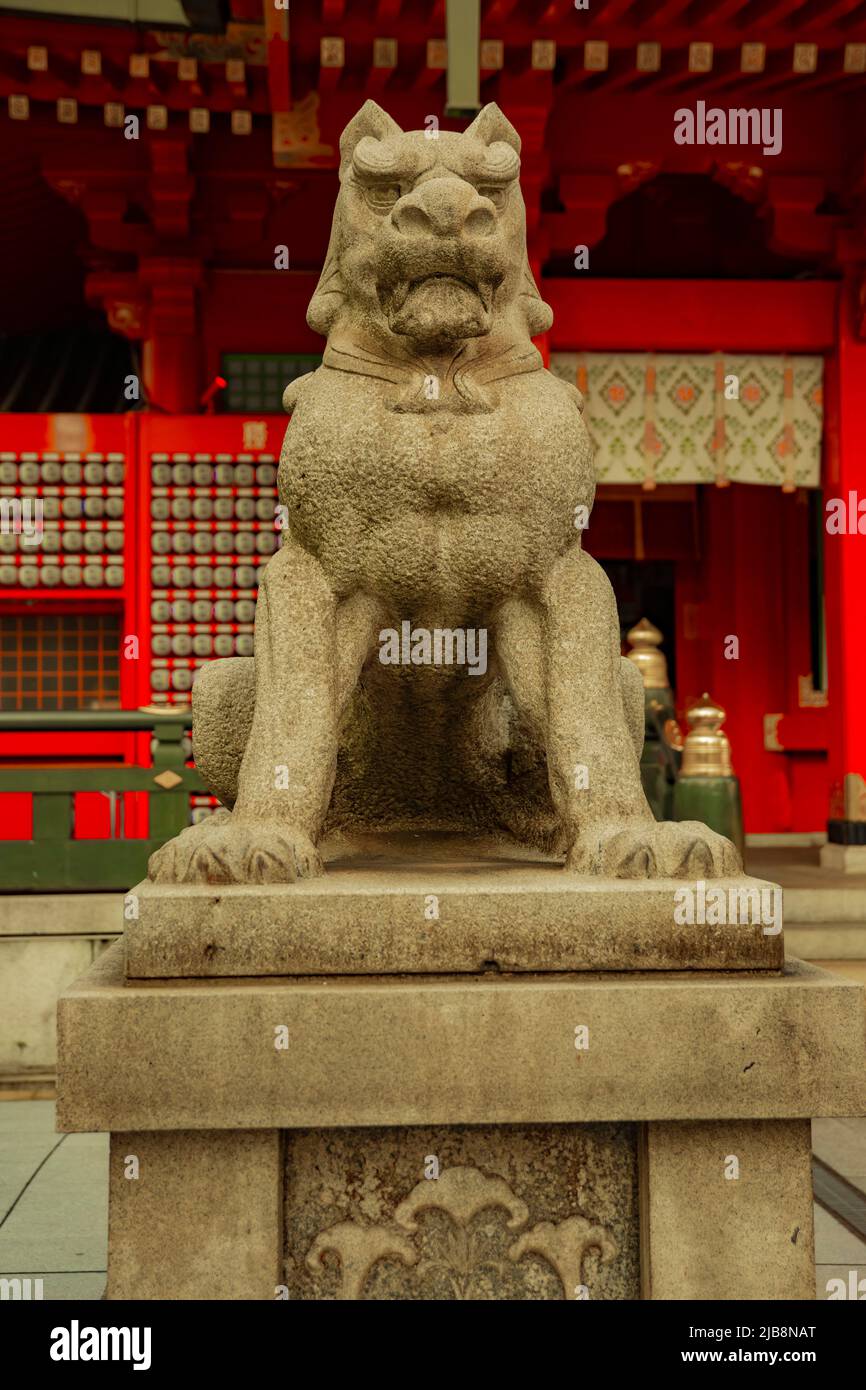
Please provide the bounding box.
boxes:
[149,101,739,885]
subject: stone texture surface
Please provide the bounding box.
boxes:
[124,859,783,979]
[285,1122,639,1300]
[1,896,121,1074]
[820,844,866,874]
[106,1129,282,1300]
[57,945,866,1132]
[786,923,866,959]
[147,100,739,889]
[0,894,123,937]
[1,937,93,1071]
[643,1119,815,1300]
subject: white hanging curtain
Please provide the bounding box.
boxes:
[550,351,824,490]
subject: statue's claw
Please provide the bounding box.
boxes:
[147,811,324,885]
[565,819,741,880]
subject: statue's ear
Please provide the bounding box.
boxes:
[463,103,521,155]
[520,256,553,338]
[339,101,403,175]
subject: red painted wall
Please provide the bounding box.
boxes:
[675,486,826,833]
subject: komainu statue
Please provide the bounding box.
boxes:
[149,101,740,885]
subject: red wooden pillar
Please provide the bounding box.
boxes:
[822,273,866,856]
[139,258,203,415]
[88,260,203,414]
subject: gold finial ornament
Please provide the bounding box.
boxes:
[680,693,734,778]
[625,617,670,690]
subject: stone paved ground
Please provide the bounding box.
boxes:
[1,1098,864,1300]
[0,1100,107,1299]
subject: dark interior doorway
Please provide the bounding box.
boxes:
[599,560,676,689]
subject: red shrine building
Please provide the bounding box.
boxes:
[1,0,865,849]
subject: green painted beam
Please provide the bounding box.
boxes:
[0,839,168,892]
[31,792,72,839]
[0,712,189,733]
[0,0,189,25]
[0,769,204,792]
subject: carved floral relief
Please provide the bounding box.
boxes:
[305,1165,617,1301]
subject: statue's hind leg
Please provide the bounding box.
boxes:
[193,656,254,809]
[142,657,254,878]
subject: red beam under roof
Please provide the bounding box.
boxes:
[703,0,752,18]
[590,0,637,19]
[649,0,695,24]
[546,278,838,352]
[484,0,522,21]
[751,0,810,24]
[538,0,575,22]
[801,0,864,24]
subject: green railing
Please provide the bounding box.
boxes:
[0,711,205,891]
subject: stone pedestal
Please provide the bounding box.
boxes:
[56,879,866,1299]
[123,853,783,977]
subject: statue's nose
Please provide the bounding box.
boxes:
[391,179,496,238]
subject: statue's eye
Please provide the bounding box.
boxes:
[477,185,507,211]
[364,184,401,210]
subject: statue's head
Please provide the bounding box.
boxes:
[308,101,552,353]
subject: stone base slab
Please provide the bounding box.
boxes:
[123,859,783,979]
[58,945,865,1132]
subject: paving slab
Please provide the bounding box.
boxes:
[816,1263,866,1300]
[0,1131,107,1273]
[812,1117,866,1188]
[813,1204,866,1265]
[39,1272,107,1300]
[0,1100,61,1221]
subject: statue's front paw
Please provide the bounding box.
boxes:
[566,819,741,879]
[147,809,230,882]
[148,813,324,885]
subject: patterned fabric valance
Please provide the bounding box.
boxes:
[550,352,823,489]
